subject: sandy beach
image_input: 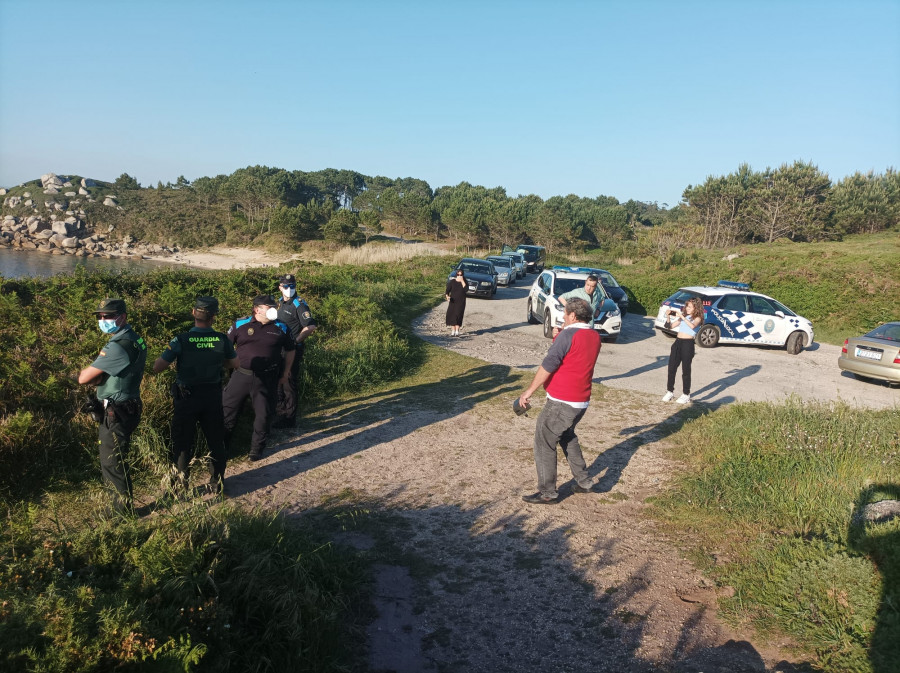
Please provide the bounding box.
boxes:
[154,245,302,271]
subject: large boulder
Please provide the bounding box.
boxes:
[64,191,76,197]
[81,178,96,188]
[43,187,59,195]
[0,188,6,196]
[23,191,31,198]
[28,219,49,234]
[5,196,22,207]
[78,187,89,195]
[41,173,64,188]
[103,197,117,207]
[61,237,79,249]
[51,221,73,236]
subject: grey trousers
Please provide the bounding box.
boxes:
[533,398,592,499]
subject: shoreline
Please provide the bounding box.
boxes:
[0,243,302,272]
[145,245,302,271]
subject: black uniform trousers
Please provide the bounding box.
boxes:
[98,399,142,512]
[171,383,226,485]
[667,338,696,395]
[223,369,277,457]
[275,353,302,423]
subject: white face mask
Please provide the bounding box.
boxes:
[265,307,278,321]
[281,287,296,298]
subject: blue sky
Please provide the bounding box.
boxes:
[1,0,898,207]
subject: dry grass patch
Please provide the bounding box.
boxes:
[332,242,452,265]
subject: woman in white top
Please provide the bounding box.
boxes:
[662,296,704,404]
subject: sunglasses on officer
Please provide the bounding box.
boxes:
[280,283,295,289]
[97,313,119,319]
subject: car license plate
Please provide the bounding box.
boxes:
[855,347,882,361]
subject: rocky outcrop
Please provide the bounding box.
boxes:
[1,172,179,261]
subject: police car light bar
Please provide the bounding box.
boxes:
[718,280,750,290]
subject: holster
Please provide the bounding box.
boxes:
[80,396,105,423]
[170,382,192,401]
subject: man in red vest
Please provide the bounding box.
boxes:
[518,298,601,504]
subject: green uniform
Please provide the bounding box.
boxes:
[159,327,236,488]
[90,325,147,511]
[560,287,602,326]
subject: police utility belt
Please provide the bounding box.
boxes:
[236,366,279,376]
[81,397,141,423]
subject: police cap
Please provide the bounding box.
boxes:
[194,296,219,314]
[252,294,276,307]
[92,297,126,315]
[278,273,296,285]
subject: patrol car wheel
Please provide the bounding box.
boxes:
[527,300,540,324]
[543,311,554,338]
[786,331,805,355]
[696,324,719,348]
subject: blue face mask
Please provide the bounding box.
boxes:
[98,319,119,334]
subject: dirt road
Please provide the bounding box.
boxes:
[222,281,894,672]
[415,283,900,410]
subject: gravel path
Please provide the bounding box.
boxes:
[221,284,881,672]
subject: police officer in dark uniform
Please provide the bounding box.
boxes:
[223,295,295,461]
[273,273,317,429]
[78,298,147,514]
[152,297,238,494]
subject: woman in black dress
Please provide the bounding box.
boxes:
[445,270,467,336]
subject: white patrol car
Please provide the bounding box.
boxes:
[654,281,815,354]
[526,267,622,341]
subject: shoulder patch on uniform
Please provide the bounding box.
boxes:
[302,311,311,320]
[235,316,252,329]
[99,350,106,357]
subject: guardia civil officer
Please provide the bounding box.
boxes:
[273,273,317,429]
[152,297,238,494]
[222,295,295,461]
[77,298,147,514]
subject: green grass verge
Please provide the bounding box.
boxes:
[650,400,900,672]
[571,232,900,345]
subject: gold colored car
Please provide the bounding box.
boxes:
[838,322,900,386]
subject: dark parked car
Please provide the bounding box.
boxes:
[448,258,498,298]
[504,244,545,273]
[563,267,629,316]
[838,322,900,385]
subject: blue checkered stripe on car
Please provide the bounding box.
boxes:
[711,309,762,340]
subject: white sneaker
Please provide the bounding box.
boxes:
[675,393,691,404]
[661,391,674,402]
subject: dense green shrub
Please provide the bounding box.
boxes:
[0,501,364,672]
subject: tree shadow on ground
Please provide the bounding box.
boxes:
[691,365,761,403]
[595,354,668,384]
[848,483,900,673]
[586,408,706,494]
[303,494,815,672]
[224,364,519,497]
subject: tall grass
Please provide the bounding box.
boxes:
[331,242,451,265]
[652,400,900,672]
[0,499,365,672]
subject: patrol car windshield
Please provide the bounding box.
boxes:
[459,262,492,275]
[553,278,591,296]
[597,271,618,287]
[669,290,704,304]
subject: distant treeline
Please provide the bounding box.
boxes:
[3,162,897,252]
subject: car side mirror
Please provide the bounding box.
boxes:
[775,311,785,318]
